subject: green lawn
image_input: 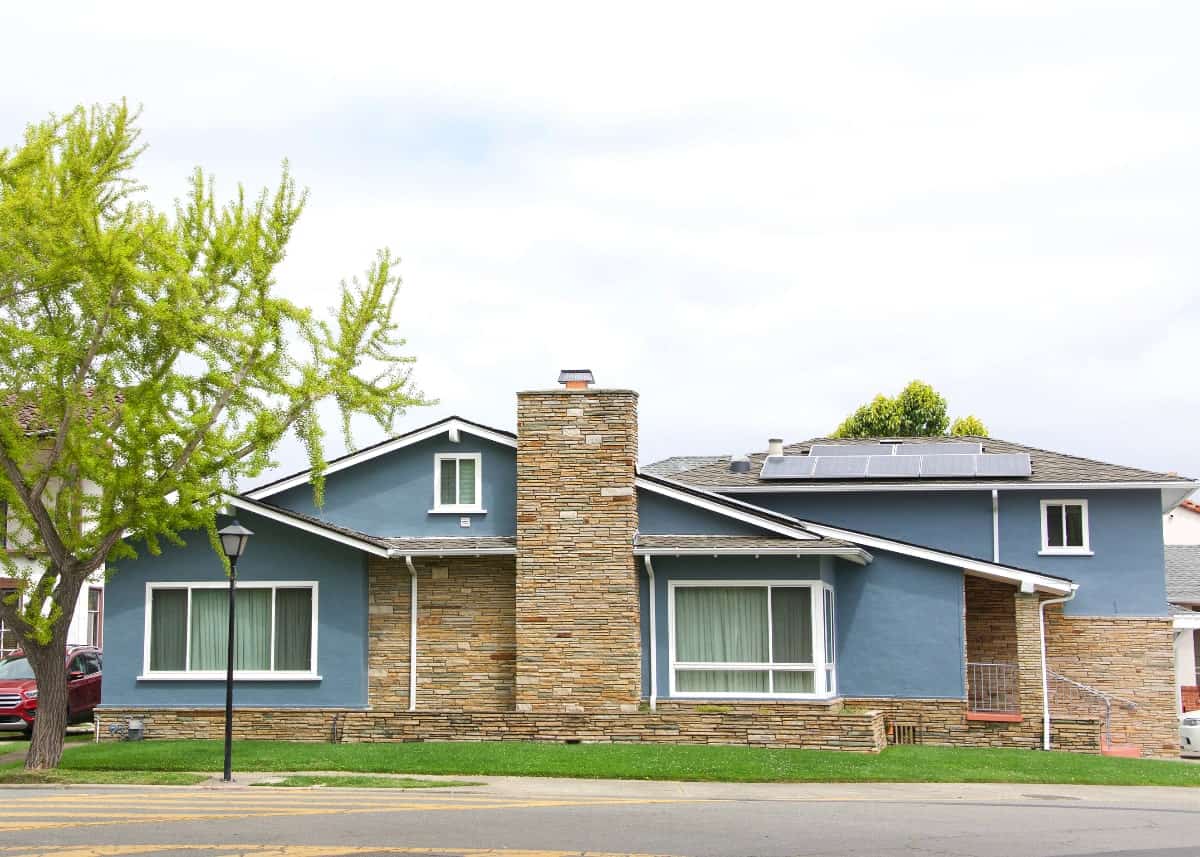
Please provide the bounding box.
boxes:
[253,774,478,789]
[52,740,1200,787]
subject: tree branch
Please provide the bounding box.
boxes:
[0,446,70,570]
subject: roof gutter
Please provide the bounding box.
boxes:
[385,548,516,558]
[632,546,872,565]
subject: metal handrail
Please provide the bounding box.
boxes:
[967,662,1019,714]
[1048,669,1137,746]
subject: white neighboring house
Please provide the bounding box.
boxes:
[1,506,104,658]
[1165,499,1200,544]
[1165,499,1200,710]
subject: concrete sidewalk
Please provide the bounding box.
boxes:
[230,770,1200,809]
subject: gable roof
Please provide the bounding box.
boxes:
[666,435,1196,508]
[242,415,516,501]
[1167,545,1200,605]
[638,472,1074,594]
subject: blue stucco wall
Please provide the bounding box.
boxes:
[270,433,516,537]
[735,491,994,560]
[638,553,964,700]
[101,511,369,708]
[637,489,766,536]
[998,489,1167,616]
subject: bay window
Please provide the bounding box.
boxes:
[669,581,835,698]
[142,582,317,679]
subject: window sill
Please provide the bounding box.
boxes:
[427,508,487,515]
[669,693,839,701]
[1038,549,1093,557]
[137,673,322,682]
[966,711,1022,723]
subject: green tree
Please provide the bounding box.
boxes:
[833,380,988,438]
[0,103,428,769]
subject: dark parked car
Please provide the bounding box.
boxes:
[0,646,102,736]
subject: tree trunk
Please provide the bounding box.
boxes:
[23,636,70,770]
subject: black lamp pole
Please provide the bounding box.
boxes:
[217,520,253,784]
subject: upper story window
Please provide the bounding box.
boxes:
[1040,499,1091,555]
[433,453,483,512]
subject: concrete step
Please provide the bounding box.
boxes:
[1100,740,1141,758]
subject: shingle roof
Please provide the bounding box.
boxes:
[1167,545,1200,604]
[667,435,1196,489]
[642,455,730,477]
[382,536,516,555]
[634,534,860,552]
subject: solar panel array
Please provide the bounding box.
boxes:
[759,448,1031,481]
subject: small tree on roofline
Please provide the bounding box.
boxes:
[833,380,988,438]
[0,102,429,769]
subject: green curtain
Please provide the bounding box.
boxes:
[675,587,768,663]
[189,590,227,670]
[458,458,476,505]
[236,589,271,670]
[149,589,187,671]
[774,670,815,692]
[274,588,313,671]
[677,670,769,693]
[771,587,812,663]
[440,459,457,505]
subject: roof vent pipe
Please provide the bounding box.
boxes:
[767,438,784,457]
[729,455,751,473]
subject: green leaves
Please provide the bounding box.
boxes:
[834,380,987,438]
[0,102,429,653]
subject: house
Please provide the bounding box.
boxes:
[1167,545,1200,711]
[95,373,1196,757]
[1165,499,1200,544]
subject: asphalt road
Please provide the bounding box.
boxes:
[2,777,1199,857]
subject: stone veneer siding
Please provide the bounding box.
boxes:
[95,702,886,752]
[368,555,516,712]
[964,577,1017,665]
[514,388,641,713]
[1043,609,1177,757]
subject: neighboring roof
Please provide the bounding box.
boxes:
[1167,545,1200,605]
[634,534,870,565]
[642,455,730,477]
[668,435,1196,495]
[243,415,516,501]
[4,388,124,435]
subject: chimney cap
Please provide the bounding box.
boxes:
[556,367,595,384]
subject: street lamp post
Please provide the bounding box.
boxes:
[217,520,253,784]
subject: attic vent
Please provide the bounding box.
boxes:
[729,455,751,474]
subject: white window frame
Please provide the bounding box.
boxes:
[431,453,485,513]
[139,580,320,681]
[1039,499,1093,556]
[667,580,836,700]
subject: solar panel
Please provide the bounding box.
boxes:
[892,442,982,457]
[807,443,894,457]
[919,454,978,478]
[974,452,1032,477]
[812,456,871,478]
[759,456,817,479]
[866,455,922,478]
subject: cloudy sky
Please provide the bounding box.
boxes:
[3,2,1197,486]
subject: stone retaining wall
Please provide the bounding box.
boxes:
[95,703,886,752]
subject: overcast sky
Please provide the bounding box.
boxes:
[3,2,1198,488]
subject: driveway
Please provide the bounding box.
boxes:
[0,777,1197,856]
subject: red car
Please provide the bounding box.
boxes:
[0,646,102,736]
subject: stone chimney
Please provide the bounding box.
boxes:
[514,371,640,713]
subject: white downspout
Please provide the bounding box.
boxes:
[1039,587,1077,750]
[991,489,1000,563]
[643,555,657,712]
[404,555,418,712]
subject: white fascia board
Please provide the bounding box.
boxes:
[1173,614,1200,630]
[634,477,819,541]
[226,496,390,557]
[797,520,1075,595]
[243,418,516,500]
[633,546,872,565]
